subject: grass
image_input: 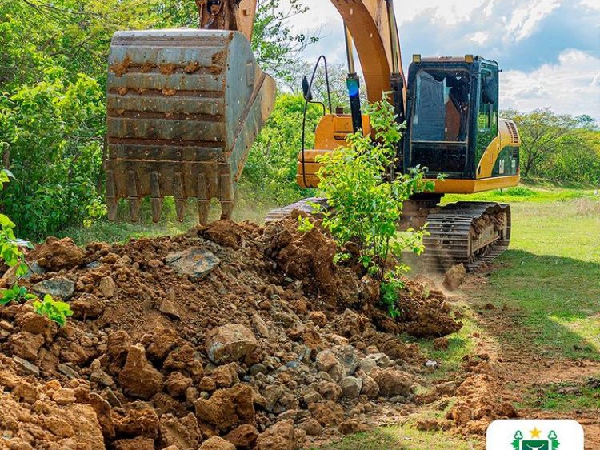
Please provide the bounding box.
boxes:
[315,425,479,450]
[519,380,600,411]
[472,200,600,360]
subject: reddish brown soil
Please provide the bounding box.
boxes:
[0,217,462,450]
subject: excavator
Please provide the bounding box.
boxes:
[105,0,521,270]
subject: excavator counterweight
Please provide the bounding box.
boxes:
[105,29,275,223]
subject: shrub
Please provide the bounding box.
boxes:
[316,101,433,316]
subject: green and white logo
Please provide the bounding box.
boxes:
[487,420,583,450]
[512,428,559,450]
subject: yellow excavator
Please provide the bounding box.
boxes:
[105,0,521,270]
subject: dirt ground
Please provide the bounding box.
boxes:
[457,272,600,449]
[0,215,597,449]
[0,217,469,450]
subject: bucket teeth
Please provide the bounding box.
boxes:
[104,29,275,224]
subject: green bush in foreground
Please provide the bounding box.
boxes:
[0,169,71,326]
[316,101,433,317]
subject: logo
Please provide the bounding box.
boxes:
[511,428,559,450]
[487,420,584,450]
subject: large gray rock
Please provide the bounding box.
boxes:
[166,248,220,281]
[206,324,258,364]
[340,376,363,399]
[32,277,75,300]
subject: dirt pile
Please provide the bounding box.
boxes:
[0,217,462,449]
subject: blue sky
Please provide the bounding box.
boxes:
[285,0,600,121]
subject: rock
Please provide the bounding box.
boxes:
[166,248,220,280]
[200,436,235,450]
[340,419,368,435]
[36,237,85,270]
[13,381,38,403]
[299,418,322,436]
[308,401,344,427]
[443,264,467,291]
[358,357,377,374]
[252,313,270,338]
[212,363,239,388]
[340,376,363,399]
[367,352,393,368]
[159,413,201,450]
[308,311,327,327]
[194,384,257,432]
[433,337,450,351]
[142,326,179,360]
[263,384,286,412]
[163,344,203,381]
[53,388,76,405]
[114,437,155,450]
[32,277,75,300]
[315,350,337,373]
[317,381,342,401]
[99,276,116,298]
[72,294,105,319]
[426,360,439,370]
[159,296,182,320]
[371,368,413,398]
[360,375,379,398]
[205,324,258,364]
[90,359,115,387]
[9,332,44,361]
[118,344,164,399]
[113,402,159,438]
[16,312,55,338]
[165,372,193,397]
[256,420,295,450]
[225,424,259,449]
[58,363,79,379]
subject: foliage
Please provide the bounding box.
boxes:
[0,284,37,306]
[0,75,106,239]
[0,169,31,305]
[251,0,318,83]
[316,101,433,316]
[33,295,74,327]
[243,94,321,205]
[297,215,315,233]
[502,109,600,184]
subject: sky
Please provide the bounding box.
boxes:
[282,0,600,121]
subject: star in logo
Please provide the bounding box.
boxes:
[530,428,542,439]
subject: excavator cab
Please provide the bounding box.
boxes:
[403,55,520,191]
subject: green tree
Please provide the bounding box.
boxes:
[251,0,318,83]
[243,94,322,205]
[503,109,600,184]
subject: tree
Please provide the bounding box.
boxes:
[503,108,579,177]
[251,0,318,83]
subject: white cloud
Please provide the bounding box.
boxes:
[282,0,600,121]
[506,0,562,41]
[501,50,600,120]
[468,31,490,45]
[580,0,600,10]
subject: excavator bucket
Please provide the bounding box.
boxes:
[105,29,276,223]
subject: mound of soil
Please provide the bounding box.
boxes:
[0,217,462,449]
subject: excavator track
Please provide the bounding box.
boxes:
[422,202,511,272]
[267,199,511,272]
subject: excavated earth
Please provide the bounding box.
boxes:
[0,216,515,450]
